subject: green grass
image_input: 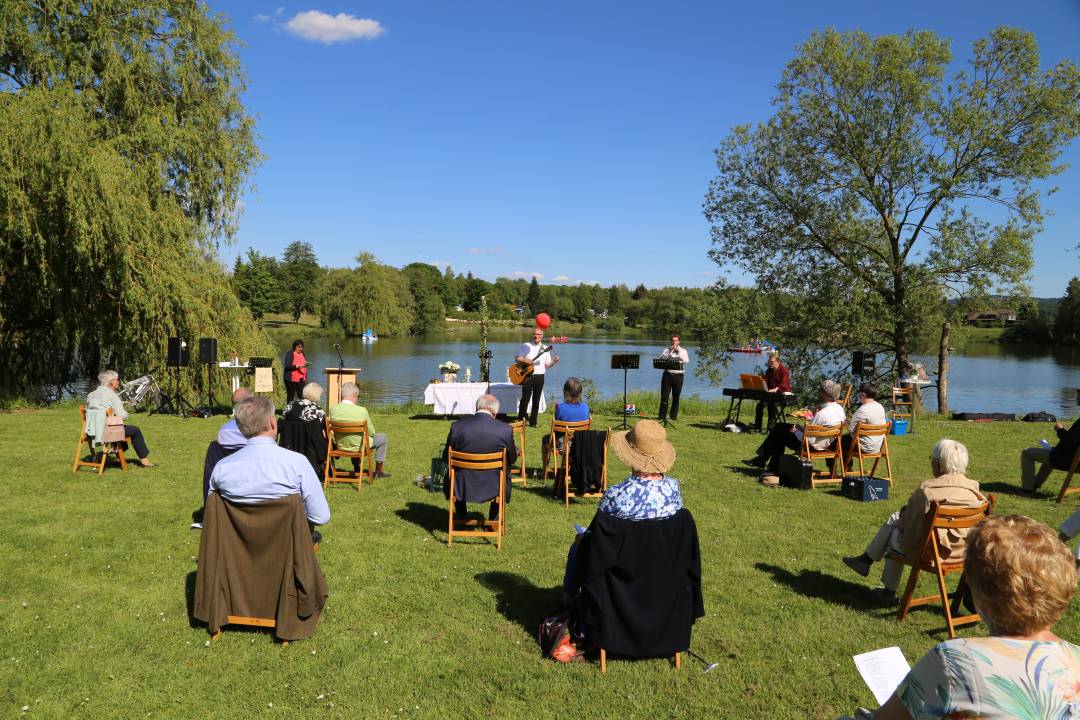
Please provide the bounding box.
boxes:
[3,407,1079,719]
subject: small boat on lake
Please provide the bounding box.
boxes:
[361,329,379,342]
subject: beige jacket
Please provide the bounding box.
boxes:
[899,472,987,560]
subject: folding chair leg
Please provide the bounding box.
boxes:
[674,652,681,670]
[600,648,607,673]
[936,567,957,639]
[897,565,922,622]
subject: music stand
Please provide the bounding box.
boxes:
[610,353,640,430]
[652,357,684,428]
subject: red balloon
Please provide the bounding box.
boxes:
[535,312,551,329]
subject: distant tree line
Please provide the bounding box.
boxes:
[1002,277,1080,345]
[231,245,725,338]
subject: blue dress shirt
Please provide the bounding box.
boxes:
[216,419,247,449]
[209,436,331,525]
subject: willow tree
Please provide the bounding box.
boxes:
[318,254,414,337]
[0,0,266,398]
[704,27,1079,376]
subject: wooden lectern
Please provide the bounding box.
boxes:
[325,368,362,407]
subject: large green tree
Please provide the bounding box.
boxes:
[402,262,446,335]
[233,250,284,320]
[1055,277,1080,345]
[318,254,414,336]
[277,241,322,322]
[0,0,265,396]
[704,27,1079,375]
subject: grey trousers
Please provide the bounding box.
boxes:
[1020,446,1054,491]
[864,510,906,592]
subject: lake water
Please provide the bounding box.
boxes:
[286,328,1080,417]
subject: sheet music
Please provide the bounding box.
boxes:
[853,647,910,706]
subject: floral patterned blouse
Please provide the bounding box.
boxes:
[283,398,325,425]
[896,637,1080,718]
[598,474,683,521]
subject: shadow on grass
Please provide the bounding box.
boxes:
[979,481,1046,500]
[185,571,202,629]
[395,501,447,537]
[407,414,454,421]
[689,421,727,431]
[475,571,562,638]
[754,562,895,613]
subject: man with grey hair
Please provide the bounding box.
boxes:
[192,386,254,529]
[842,438,986,602]
[442,394,518,522]
[328,381,390,478]
[86,369,155,467]
[209,397,330,528]
[745,379,845,474]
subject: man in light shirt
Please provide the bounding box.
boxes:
[744,380,846,473]
[328,381,390,478]
[658,334,690,423]
[515,326,559,427]
[841,383,887,461]
[209,397,330,533]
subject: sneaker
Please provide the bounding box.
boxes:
[843,555,871,577]
[190,522,203,530]
[742,456,766,468]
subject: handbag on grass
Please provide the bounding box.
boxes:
[103,415,126,444]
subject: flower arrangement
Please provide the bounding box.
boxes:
[439,360,461,374]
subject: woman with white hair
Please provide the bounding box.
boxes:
[283,382,326,425]
[85,370,155,467]
[842,439,986,602]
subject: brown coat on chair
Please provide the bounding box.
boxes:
[899,472,987,560]
[194,492,329,641]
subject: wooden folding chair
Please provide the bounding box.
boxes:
[600,648,681,673]
[1055,446,1080,504]
[800,424,843,487]
[556,429,609,509]
[542,418,591,483]
[890,495,995,638]
[839,383,853,409]
[447,447,508,549]
[505,418,527,487]
[324,418,373,493]
[843,422,893,487]
[891,386,914,432]
[72,406,131,475]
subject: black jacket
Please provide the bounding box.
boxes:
[442,412,518,503]
[568,430,606,495]
[278,419,327,477]
[1051,418,1080,471]
[574,508,704,657]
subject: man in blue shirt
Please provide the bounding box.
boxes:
[193,387,253,529]
[209,397,331,529]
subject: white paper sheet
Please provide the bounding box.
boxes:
[853,647,911,706]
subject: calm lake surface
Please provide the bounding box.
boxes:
[292,328,1080,417]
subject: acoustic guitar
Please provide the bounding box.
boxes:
[507,344,554,385]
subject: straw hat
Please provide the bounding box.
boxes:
[611,419,676,474]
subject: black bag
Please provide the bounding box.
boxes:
[842,475,890,501]
[777,454,813,490]
[1022,411,1057,423]
[538,607,573,657]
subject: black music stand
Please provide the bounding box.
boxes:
[611,353,640,430]
[652,357,683,428]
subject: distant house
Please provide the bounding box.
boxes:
[964,309,1018,327]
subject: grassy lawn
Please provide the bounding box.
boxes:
[3,406,1079,719]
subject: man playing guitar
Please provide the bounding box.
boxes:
[515,327,560,427]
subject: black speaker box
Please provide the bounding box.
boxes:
[199,337,218,364]
[167,337,190,367]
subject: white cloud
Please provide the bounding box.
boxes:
[512,271,543,280]
[254,6,285,22]
[284,10,385,43]
[467,246,502,255]
[551,275,571,283]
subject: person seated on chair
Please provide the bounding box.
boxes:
[86,370,155,468]
[542,377,591,470]
[284,382,327,426]
[328,381,390,478]
[193,387,252,529]
[840,383,888,463]
[556,420,694,660]
[744,380,845,473]
[841,439,986,603]
[1018,417,1080,493]
[865,515,1080,720]
[442,394,518,522]
[209,397,330,540]
[753,352,791,432]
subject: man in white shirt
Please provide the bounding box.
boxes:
[744,380,846,473]
[841,383,888,461]
[514,327,559,427]
[658,334,690,422]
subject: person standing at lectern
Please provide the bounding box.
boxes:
[282,339,308,403]
[658,334,689,423]
[516,327,559,427]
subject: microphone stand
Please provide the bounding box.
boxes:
[335,343,344,371]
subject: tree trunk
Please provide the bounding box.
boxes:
[937,322,950,415]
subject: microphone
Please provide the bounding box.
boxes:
[333,343,341,350]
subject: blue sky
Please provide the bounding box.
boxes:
[214,0,1080,297]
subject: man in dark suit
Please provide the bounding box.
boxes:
[442,394,518,521]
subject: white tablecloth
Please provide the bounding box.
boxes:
[423,382,547,416]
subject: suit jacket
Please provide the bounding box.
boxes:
[1051,418,1080,471]
[899,472,987,560]
[194,492,328,641]
[277,419,327,477]
[568,430,606,495]
[574,508,704,657]
[442,412,518,503]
